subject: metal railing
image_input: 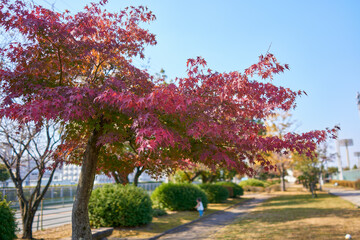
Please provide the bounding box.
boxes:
[1,182,162,209]
[4,182,163,232]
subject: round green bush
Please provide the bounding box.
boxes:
[239,179,266,188]
[216,182,244,198]
[89,184,152,228]
[152,208,167,217]
[0,196,17,240]
[199,184,229,203]
[151,183,208,211]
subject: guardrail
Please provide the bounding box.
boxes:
[1,182,162,209]
[7,182,163,232]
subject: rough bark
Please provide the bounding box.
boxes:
[310,181,317,198]
[21,209,36,239]
[112,171,129,185]
[183,171,201,183]
[280,163,286,191]
[133,166,145,186]
[72,126,103,240]
[19,163,57,239]
[318,170,323,191]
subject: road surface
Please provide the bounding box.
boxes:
[15,203,73,233]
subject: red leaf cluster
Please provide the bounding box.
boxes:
[0,0,335,176]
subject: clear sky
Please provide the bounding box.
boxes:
[36,0,360,168]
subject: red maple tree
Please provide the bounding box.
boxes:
[0,1,336,239]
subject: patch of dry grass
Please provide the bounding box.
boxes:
[31,224,72,239]
[210,191,360,240]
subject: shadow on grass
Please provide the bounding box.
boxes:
[248,207,358,224]
[246,194,359,224]
[261,193,337,207]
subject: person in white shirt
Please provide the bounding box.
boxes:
[195,197,204,217]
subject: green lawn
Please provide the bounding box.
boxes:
[210,191,360,240]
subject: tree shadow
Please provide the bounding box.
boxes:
[261,193,336,207]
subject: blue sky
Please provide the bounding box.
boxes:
[37,0,360,168]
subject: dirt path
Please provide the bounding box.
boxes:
[151,194,271,240]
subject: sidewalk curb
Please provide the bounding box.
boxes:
[327,190,360,208]
[147,197,258,240]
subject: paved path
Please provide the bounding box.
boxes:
[16,203,72,233]
[152,194,270,240]
[325,187,360,207]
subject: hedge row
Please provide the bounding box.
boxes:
[88,181,244,228]
[151,183,208,210]
[0,195,17,240]
[215,182,244,198]
[89,184,152,228]
[329,179,360,189]
[199,183,229,203]
[239,179,267,188]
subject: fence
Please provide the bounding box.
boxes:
[1,182,162,209]
[1,185,78,208]
[5,182,162,232]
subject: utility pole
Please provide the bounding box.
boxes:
[339,139,353,169]
[357,92,360,117]
[336,138,344,180]
[354,152,360,169]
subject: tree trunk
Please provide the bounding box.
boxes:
[21,208,36,239]
[112,171,129,185]
[280,164,286,191]
[72,126,103,240]
[310,182,317,198]
[318,171,323,191]
[133,167,145,186]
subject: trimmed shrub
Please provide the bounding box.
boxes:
[199,184,229,203]
[239,179,266,188]
[242,186,265,192]
[330,179,360,190]
[152,208,167,217]
[0,196,17,240]
[265,184,281,193]
[216,182,244,198]
[266,179,281,185]
[89,184,152,228]
[151,183,208,211]
[221,185,233,198]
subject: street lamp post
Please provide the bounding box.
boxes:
[354,152,360,169]
[357,92,360,116]
[339,139,353,169]
[336,138,344,180]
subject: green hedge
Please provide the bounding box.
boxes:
[152,208,167,217]
[329,179,360,190]
[151,183,208,211]
[216,182,244,198]
[199,184,229,203]
[239,179,266,188]
[89,184,152,227]
[0,196,17,240]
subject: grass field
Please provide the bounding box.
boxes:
[210,191,360,240]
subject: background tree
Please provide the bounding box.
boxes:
[0,163,10,187]
[316,142,334,190]
[0,119,63,239]
[265,111,297,191]
[293,152,321,198]
[172,165,236,183]
[0,1,336,239]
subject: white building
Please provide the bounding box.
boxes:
[56,164,114,185]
